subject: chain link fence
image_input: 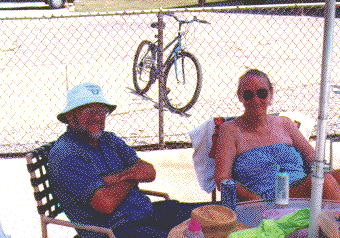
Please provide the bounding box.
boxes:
[1,3,340,155]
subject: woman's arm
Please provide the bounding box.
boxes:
[236,183,261,201]
[214,122,261,201]
[214,122,238,191]
[283,117,315,168]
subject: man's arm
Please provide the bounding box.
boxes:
[90,180,136,214]
[90,160,156,214]
[103,160,156,187]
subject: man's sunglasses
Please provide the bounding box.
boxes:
[242,88,269,101]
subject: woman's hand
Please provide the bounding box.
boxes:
[214,174,225,191]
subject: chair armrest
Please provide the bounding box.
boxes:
[42,217,115,238]
[141,189,170,200]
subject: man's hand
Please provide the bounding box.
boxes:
[103,160,156,187]
[91,160,156,214]
[90,180,136,214]
[118,160,156,183]
[103,173,122,185]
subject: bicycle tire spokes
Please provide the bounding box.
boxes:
[164,52,202,112]
[138,52,153,83]
[133,40,156,95]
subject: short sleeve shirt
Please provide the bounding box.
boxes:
[48,128,154,238]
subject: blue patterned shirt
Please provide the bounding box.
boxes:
[48,128,153,238]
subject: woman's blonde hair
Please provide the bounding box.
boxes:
[238,69,273,92]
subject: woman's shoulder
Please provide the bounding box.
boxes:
[269,115,298,137]
[221,117,241,131]
[217,118,242,141]
[269,114,293,126]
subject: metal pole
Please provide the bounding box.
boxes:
[66,64,69,92]
[308,0,336,237]
[198,0,205,7]
[157,11,165,149]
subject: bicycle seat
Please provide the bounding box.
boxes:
[151,22,165,29]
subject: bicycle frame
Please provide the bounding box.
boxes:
[156,31,186,84]
[133,13,208,112]
[136,34,182,85]
[144,13,209,85]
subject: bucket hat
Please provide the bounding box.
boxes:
[168,205,250,238]
[57,82,117,123]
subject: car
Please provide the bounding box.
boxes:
[1,0,73,9]
[46,0,68,8]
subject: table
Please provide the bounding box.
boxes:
[168,199,340,238]
[235,198,340,227]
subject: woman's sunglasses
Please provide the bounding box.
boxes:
[242,88,269,101]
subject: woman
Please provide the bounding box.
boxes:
[214,69,340,202]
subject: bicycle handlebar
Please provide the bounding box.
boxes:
[150,13,210,30]
[164,12,210,25]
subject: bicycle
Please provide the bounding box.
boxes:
[132,13,210,113]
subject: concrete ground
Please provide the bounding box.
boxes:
[1,140,340,238]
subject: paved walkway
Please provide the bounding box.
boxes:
[1,141,340,238]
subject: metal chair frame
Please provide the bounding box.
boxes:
[26,142,170,238]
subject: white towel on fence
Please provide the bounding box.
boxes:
[188,117,217,193]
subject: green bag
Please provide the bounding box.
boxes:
[228,208,310,238]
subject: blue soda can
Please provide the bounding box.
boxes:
[221,179,237,210]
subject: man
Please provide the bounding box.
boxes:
[48,82,204,238]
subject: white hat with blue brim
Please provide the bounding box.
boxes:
[57,82,117,124]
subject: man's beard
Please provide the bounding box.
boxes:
[88,130,103,140]
[73,126,103,141]
[74,117,104,141]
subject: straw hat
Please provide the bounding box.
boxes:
[319,209,340,238]
[57,82,117,124]
[168,205,251,238]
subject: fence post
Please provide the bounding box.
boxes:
[157,11,165,149]
[199,0,205,7]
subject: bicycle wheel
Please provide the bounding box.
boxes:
[164,51,202,113]
[132,40,157,95]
